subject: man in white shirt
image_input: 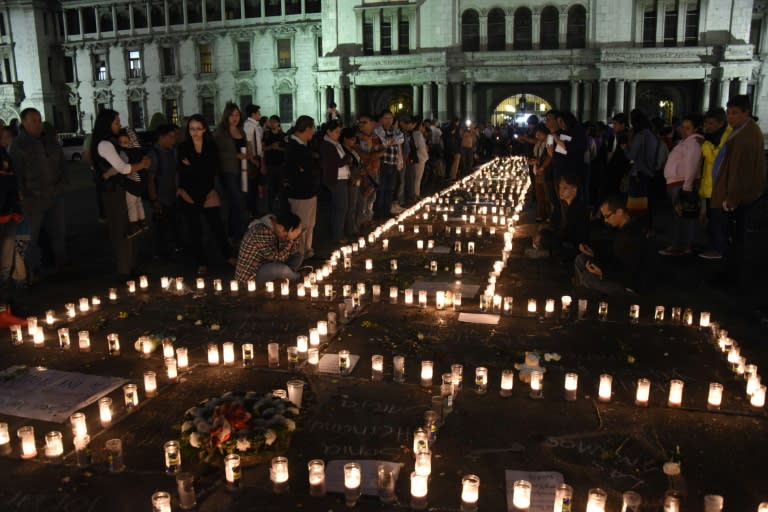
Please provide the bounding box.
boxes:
[243,104,263,213]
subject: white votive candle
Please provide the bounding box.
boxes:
[598,374,612,402]
[222,342,235,365]
[707,382,723,410]
[564,372,578,401]
[668,379,684,407]
[207,343,220,365]
[144,371,157,397]
[635,378,651,406]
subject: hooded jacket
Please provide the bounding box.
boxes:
[9,127,66,207]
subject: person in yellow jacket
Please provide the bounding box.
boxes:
[698,108,732,259]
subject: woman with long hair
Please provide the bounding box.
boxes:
[178,114,235,274]
[321,120,350,243]
[90,109,150,279]
[623,108,660,231]
[213,102,249,242]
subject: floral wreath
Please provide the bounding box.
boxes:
[180,391,298,463]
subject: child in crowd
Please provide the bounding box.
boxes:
[116,129,148,238]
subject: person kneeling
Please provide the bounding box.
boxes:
[235,212,304,286]
[526,174,588,261]
[574,196,652,295]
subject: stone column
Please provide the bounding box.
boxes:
[627,80,637,112]
[479,14,488,50]
[240,0,245,19]
[349,84,357,121]
[319,86,327,121]
[582,80,593,121]
[554,87,562,111]
[558,9,568,49]
[129,4,135,34]
[146,2,152,30]
[78,8,84,35]
[701,78,712,112]
[614,79,625,116]
[95,6,101,37]
[718,78,731,108]
[391,11,399,53]
[676,0,686,46]
[453,82,462,119]
[372,10,381,54]
[570,80,579,114]
[531,10,541,49]
[202,0,207,24]
[505,12,514,49]
[465,81,474,122]
[422,83,433,120]
[597,79,609,123]
[437,82,448,121]
[655,1,664,47]
[412,84,420,117]
[63,10,69,37]
[738,77,749,95]
[111,5,117,32]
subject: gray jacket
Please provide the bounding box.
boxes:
[10,128,67,204]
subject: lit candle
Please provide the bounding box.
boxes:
[344,462,362,506]
[109,288,118,301]
[398,224,405,233]
[78,330,91,352]
[707,382,723,410]
[668,379,684,407]
[343,256,352,271]
[161,276,170,289]
[296,335,308,358]
[44,310,54,326]
[598,374,613,402]
[165,357,178,380]
[683,308,693,326]
[99,397,112,425]
[176,347,189,370]
[512,479,532,509]
[393,355,406,383]
[382,239,389,251]
[598,301,609,321]
[410,472,428,510]
[455,262,463,278]
[247,279,256,292]
[65,302,76,319]
[529,370,543,399]
[554,483,574,512]
[225,453,242,490]
[455,241,462,253]
[622,491,643,511]
[230,280,239,293]
[587,488,608,512]
[365,259,373,272]
[308,459,326,497]
[418,290,427,308]
[175,278,184,292]
[280,280,290,297]
[671,306,682,323]
[405,288,414,305]
[17,426,37,459]
[44,431,63,458]
[747,374,761,396]
[454,292,462,309]
[162,339,174,358]
[338,350,351,375]
[69,412,88,438]
[144,371,158,397]
[416,239,424,250]
[222,342,235,365]
[700,311,711,328]
[635,378,651,406]
[265,281,275,296]
[9,324,23,345]
[703,495,724,512]
[317,320,328,340]
[629,304,640,324]
[207,343,220,365]
[213,279,223,292]
[138,275,148,289]
[461,474,480,509]
[164,441,181,475]
[414,225,420,234]
[308,348,319,366]
[564,372,578,401]
[578,299,588,319]
[415,450,431,476]
[91,296,101,307]
[475,367,488,395]
[371,355,384,380]
[527,298,537,315]
[421,360,434,387]
[127,280,136,294]
[435,291,446,310]
[372,284,381,302]
[241,344,254,366]
[57,327,70,349]
[500,369,514,397]
[123,383,139,408]
[413,427,429,455]
[33,326,44,347]
[751,385,766,408]
[545,299,555,315]
[561,295,572,313]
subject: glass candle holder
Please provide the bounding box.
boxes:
[77,297,90,313]
[144,371,158,397]
[544,299,555,316]
[598,374,613,402]
[99,397,112,425]
[151,491,172,512]
[344,462,362,507]
[530,370,543,399]
[554,483,574,512]
[703,495,724,512]
[454,291,462,310]
[382,239,389,251]
[0,422,10,447]
[598,301,609,321]
[512,479,532,510]
[63,304,75,320]
[44,430,63,458]
[160,276,170,290]
[700,311,711,328]
[207,343,220,365]
[247,280,256,292]
[629,304,640,324]
[176,347,189,370]
[683,307,694,326]
[225,453,242,490]
[418,290,428,308]
[655,305,666,322]
[307,348,319,367]
[287,346,299,369]
[707,382,723,410]
[410,472,428,510]
[378,464,396,504]
[242,344,254,367]
[564,373,578,401]
[213,279,223,293]
[308,459,326,497]
[587,488,608,512]
[467,241,475,254]
[393,355,406,383]
[527,298,537,316]
[414,450,431,476]
[635,378,651,407]
[265,281,275,296]
[671,306,682,323]
[164,440,181,474]
[404,288,414,305]
[317,320,328,340]
[138,336,152,358]
[222,342,235,365]
[500,369,514,397]
[78,330,91,352]
[70,412,87,438]
[105,438,125,473]
[9,324,23,345]
[413,427,429,455]
[17,426,37,459]
[622,490,642,511]
[668,379,684,407]
[127,280,136,294]
[461,474,480,511]
[165,357,178,380]
[107,333,120,356]
[162,339,174,358]
[108,288,118,302]
[475,367,488,395]
[196,277,207,290]
[372,355,384,381]
[286,380,304,409]
[338,350,351,375]
[280,280,290,297]
[561,295,572,315]
[751,384,766,408]
[123,383,139,409]
[578,299,588,319]
[33,326,44,347]
[229,280,239,293]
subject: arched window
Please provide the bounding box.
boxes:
[540,6,559,50]
[566,4,587,49]
[513,7,532,50]
[461,9,480,52]
[487,8,506,51]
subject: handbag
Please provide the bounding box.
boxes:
[676,189,700,218]
[626,175,649,214]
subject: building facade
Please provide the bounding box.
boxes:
[1,0,767,134]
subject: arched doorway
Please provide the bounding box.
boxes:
[490,93,552,126]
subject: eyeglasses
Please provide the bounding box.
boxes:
[602,210,616,220]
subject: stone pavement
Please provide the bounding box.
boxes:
[1,158,767,511]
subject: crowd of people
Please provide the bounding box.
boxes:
[0,93,765,324]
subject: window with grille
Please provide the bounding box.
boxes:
[685,6,699,47]
[64,56,75,83]
[94,56,108,81]
[130,101,145,129]
[461,10,479,52]
[566,5,586,49]
[487,8,506,51]
[244,0,260,18]
[277,39,291,68]
[513,8,532,50]
[128,50,142,78]
[643,7,657,47]
[398,13,409,54]
[237,41,251,71]
[663,9,678,47]
[162,47,176,76]
[540,6,559,50]
[363,17,374,55]
[201,97,216,126]
[381,18,392,55]
[279,93,293,123]
[199,44,213,73]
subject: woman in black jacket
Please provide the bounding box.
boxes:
[284,115,318,258]
[177,114,235,274]
[321,120,350,243]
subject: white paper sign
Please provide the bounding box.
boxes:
[318,353,361,375]
[458,313,500,325]
[0,366,126,422]
[505,470,564,512]
[326,460,403,496]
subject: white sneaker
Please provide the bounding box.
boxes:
[390,204,405,214]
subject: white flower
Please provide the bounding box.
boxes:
[194,320,203,326]
[195,419,210,433]
[210,323,221,331]
[264,429,277,446]
[189,432,201,448]
[176,314,184,321]
[181,421,194,433]
[236,438,251,451]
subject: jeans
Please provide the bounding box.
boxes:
[220,172,247,241]
[179,201,231,266]
[374,163,397,218]
[23,198,67,274]
[330,180,349,241]
[666,184,696,249]
[0,222,17,281]
[411,161,426,200]
[256,252,303,286]
[574,253,632,295]
[153,203,181,260]
[399,164,412,205]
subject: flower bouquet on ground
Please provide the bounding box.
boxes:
[180,391,298,465]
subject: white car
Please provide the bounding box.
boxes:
[60,136,85,161]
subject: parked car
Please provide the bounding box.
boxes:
[60,135,85,161]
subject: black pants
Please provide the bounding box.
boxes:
[179,201,231,266]
[153,203,181,260]
[103,185,139,276]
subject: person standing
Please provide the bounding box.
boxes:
[214,102,250,243]
[321,120,350,243]
[373,110,403,218]
[698,108,731,260]
[0,127,23,290]
[460,123,477,177]
[709,95,767,284]
[89,109,151,279]
[410,121,429,201]
[340,127,365,236]
[356,115,382,228]
[284,115,318,258]
[262,115,286,214]
[177,115,235,274]
[243,104,263,214]
[146,124,179,261]
[659,113,703,256]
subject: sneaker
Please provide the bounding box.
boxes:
[698,250,723,260]
[524,247,550,259]
[658,246,691,256]
[390,204,405,214]
[125,222,142,239]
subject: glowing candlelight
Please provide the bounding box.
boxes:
[280,280,290,297]
[512,479,532,509]
[222,342,235,365]
[127,280,136,294]
[344,462,362,506]
[598,301,609,321]
[365,258,373,272]
[475,367,488,395]
[587,488,608,512]
[33,326,44,347]
[165,357,178,380]
[230,280,239,293]
[247,279,256,292]
[418,290,427,308]
[265,281,275,296]
[79,297,90,312]
[78,330,91,352]
[415,450,431,476]
[225,454,242,489]
[707,382,723,410]
[17,426,37,459]
[598,374,613,402]
[372,354,384,380]
[635,378,651,406]
[668,380,684,407]
[213,279,223,292]
[421,360,434,387]
[144,371,158,397]
[65,303,76,318]
[308,459,326,497]
[435,291,446,310]
[207,343,220,365]
[175,277,184,292]
[109,288,118,301]
[461,474,480,509]
[416,240,424,250]
[382,239,389,250]
[527,298,537,315]
[393,355,406,383]
[57,328,70,349]
[751,385,766,408]
[176,347,189,369]
[161,276,170,289]
[500,369,514,397]
[123,383,139,408]
[564,372,578,401]
[70,412,88,438]
[410,472,428,510]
